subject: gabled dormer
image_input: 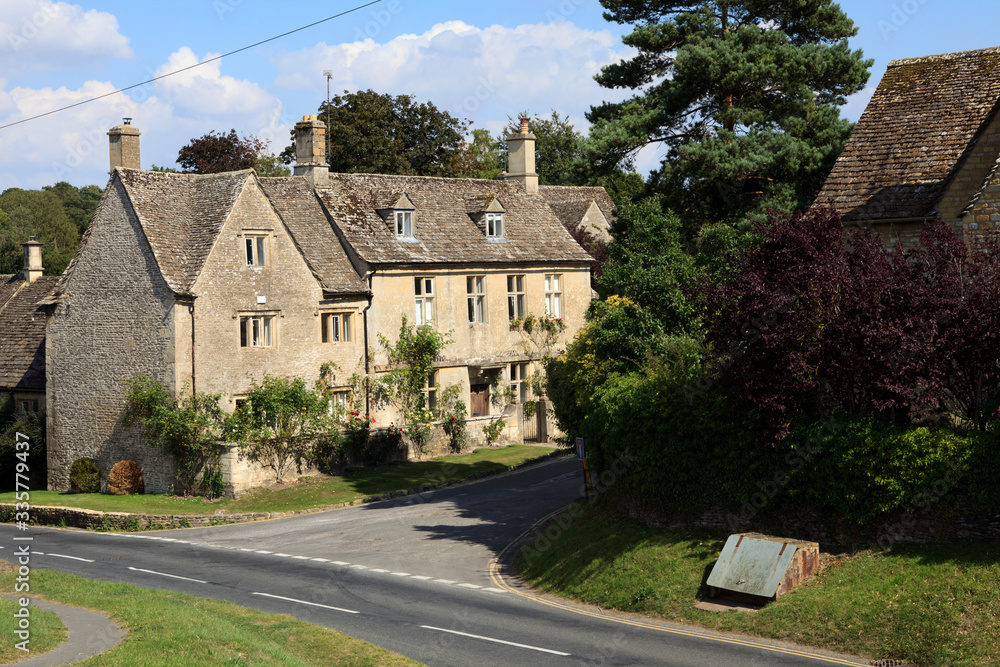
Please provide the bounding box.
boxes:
[464,194,506,239]
[374,190,417,240]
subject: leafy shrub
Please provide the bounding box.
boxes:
[202,464,226,499]
[441,401,469,453]
[314,434,346,474]
[107,460,144,495]
[69,458,100,494]
[368,424,404,466]
[483,417,506,446]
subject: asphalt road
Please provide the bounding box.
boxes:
[2,455,867,666]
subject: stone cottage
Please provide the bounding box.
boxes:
[818,46,1000,249]
[44,117,597,492]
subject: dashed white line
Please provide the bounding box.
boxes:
[256,550,272,554]
[391,571,410,577]
[482,587,507,594]
[127,567,207,584]
[332,560,349,565]
[410,575,432,580]
[458,583,482,589]
[273,553,292,557]
[251,592,359,614]
[350,564,368,570]
[45,553,95,563]
[433,579,456,584]
[310,558,330,562]
[291,555,310,560]
[371,568,390,573]
[420,626,570,656]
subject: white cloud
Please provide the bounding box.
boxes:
[271,20,632,126]
[153,47,278,118]
[0,1,132,75]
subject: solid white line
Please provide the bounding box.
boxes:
[251,592,359,614]
[127,567,207,584]
[420,626,570,656]
[45,553,95,563]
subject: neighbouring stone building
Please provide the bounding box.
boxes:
[0,240,58,417]
[818,46,1000,249]
[43,116,600,493]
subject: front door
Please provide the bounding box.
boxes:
[470,383,490,417]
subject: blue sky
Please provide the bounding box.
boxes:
[0,0,996,189]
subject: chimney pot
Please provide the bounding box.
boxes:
[520,117,530,134]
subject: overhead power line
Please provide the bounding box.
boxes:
[0,0,382,132]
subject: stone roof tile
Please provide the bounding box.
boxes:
[817,46,1000,221]
[0,275,59,391]
[316,174,593,265]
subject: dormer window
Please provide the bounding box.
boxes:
[486,212,504,238]
[395,210,413,238]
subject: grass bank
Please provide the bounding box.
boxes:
[0,564,423,666]
[0,445,556,518]
[515,502,1000,667]
[0,595,66,664]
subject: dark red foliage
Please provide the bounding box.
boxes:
[176,129,267,174]
[564,221,608,287]
[695,205,1000,441]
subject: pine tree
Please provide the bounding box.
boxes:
[588,1,872,231]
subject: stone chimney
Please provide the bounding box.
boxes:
[108,119,141,171]
[505,117,538,195]
[21,237,43,283]
[293,115,329,186]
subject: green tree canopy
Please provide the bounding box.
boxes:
[42,182,102,236]
[587,0,872,230]
[298,90,469,177]
[0,188,80,275]
[501,111,587,186]
[177,129,290,176]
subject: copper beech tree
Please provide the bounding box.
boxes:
[696,206,1000,440]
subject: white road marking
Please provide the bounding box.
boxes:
[410,575,432,580]
[482,587,508,594]
[433,579,456,584]
[273,553,292,557]
[127,567,207,584]
[255,550,272,554]
[45,553,95,563]
[371,568,390,573]
[350,564,368,569]
[332,561,349,565]
[251,592,359,614]
[239,548,255,552]
[458,583,482,589]
[311,558,329,562]
[291,555,310,560]
[420,626,570,656]
[390,571,410,576]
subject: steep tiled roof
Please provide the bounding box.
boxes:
[818,46,1000,222]
[118,168,249,294]
[258,178,368,295]
[0,275,59,391]
[539,185,617,228]
[316,174,593,265]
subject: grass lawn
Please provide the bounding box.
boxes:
[516,501,1000,667]
[0,563,423,666]
[0,593,66,664]
[0,445,556,518]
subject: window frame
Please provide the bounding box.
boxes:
[244,235,268,267]
[414,276,435,326]
[467,275,486,323]
[486,212,504,238]
[239,314,275,348]
[507,274,526,320]
[544,274,562,318]
[395,210,414,238]
[510,363,530,404]
[421,371,438,411]
[321,312,353,344]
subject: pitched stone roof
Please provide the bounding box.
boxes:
[316,174,593,266]
[258,178,368,295]
[0,275,59,391]
[539,185,617,228]
[818,46,1000,222]
[118,168,249,294]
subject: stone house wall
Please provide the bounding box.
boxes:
[46,179,177,491]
